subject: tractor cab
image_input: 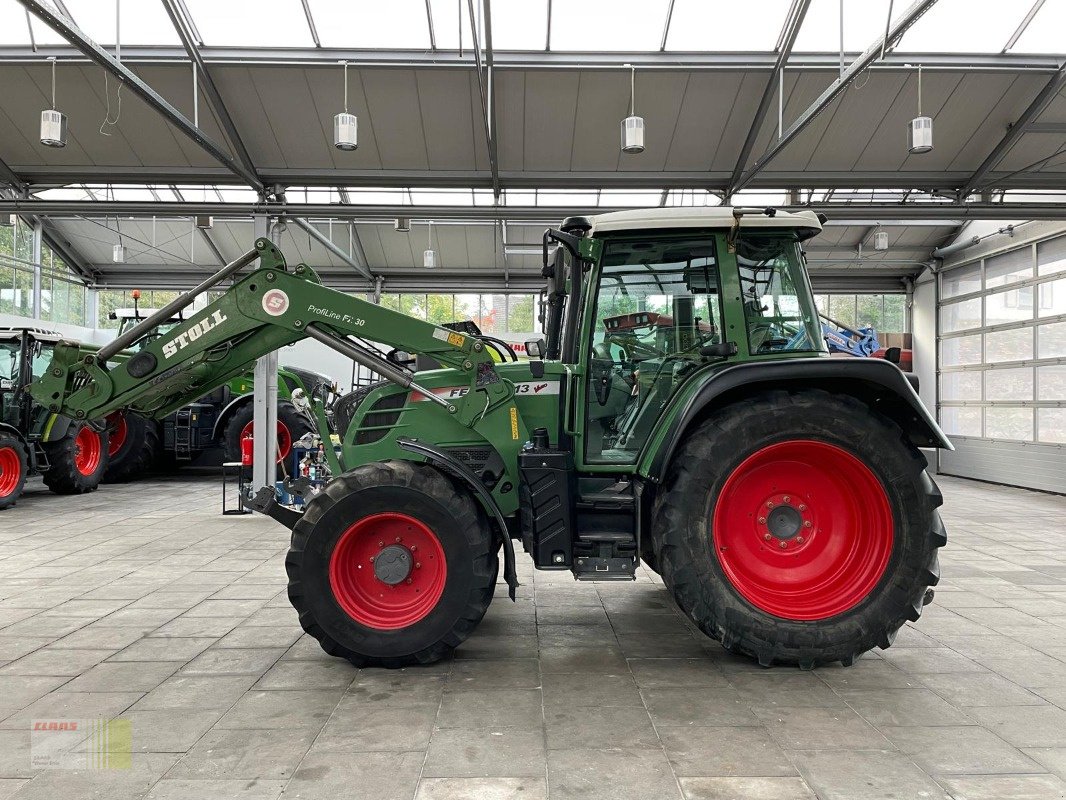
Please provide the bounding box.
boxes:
[540,206,827,465]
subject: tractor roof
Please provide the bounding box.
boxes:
[588,207,823,240]
[0,326,65,344]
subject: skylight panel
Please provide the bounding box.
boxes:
[549,0,669,52]
[1010,1,1066,54]
[64,0,181,46]
[490,0,547,50]
[428,0,483,49]
[667,0,792,52]
[793,0,905,52]
[183,0,314,47]
[895,0,1032,53]
[0,1,34,46]
[598,190,662,207]
[410,189,476,206]
[308,0,430,49]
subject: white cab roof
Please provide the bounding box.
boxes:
[588,207,823,238]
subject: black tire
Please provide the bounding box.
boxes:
[103,413,160,484]
[224,400,315,476]
[286,460,497,668]
[652,389,945,669]
[0,432,29,510]
[42,420,109,495]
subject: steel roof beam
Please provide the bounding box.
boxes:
[23,166,1066,190]
[299,0,321,48]
[727,0,811,199]
[732,0,940,194]
[170,186,226,265]
[3,198,1064,222]
[289,215,374,281]
[14,0,264,194]
[160,0,262,193]
[1003,0,1045,53]
[0,46,1057,73]
[961,60,1066,198]
[0,155,27,194]
[467,0,500,200]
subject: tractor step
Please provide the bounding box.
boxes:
[573,531,637,581]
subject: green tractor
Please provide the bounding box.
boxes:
[103,304,333,481]
[0,327,109,509]
[32,207,949,669]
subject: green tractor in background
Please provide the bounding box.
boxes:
[33,207,950,670]
[0,327,109,508]
[104,301,334,481]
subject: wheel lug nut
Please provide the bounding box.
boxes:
[415,562,421,569]
[804,521,812,528]
[799,504,807,511]
[779,541,788,549]
[763,533,772,541]
[766,501,774,508]
[395,537,401,543]
[378,541,384,547]
[796,537,805,544]
[405,578,412,585]
[369,556,375,562]
[758,517,766,524]
[783,495,790,503]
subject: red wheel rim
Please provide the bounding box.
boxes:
[240,420,292,463]
[0,447,20,497]
[73,426,102,476]
[712,440,894,621]
[107,413,128,458]
[329,512,448,630]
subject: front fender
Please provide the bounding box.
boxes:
[639,357,952,483]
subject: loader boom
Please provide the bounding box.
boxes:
[30,238,527,472]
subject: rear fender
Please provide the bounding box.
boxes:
[212,393,253,441]
[40,413,75,443]
[0,422,28,446]
[641,357,952,483]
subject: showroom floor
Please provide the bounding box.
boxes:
[0,475,1065,800]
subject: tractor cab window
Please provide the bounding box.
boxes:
[585,235,724,464]
[735,235,822,355]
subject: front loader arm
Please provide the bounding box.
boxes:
[30,239,527,452]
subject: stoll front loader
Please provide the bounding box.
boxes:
[31,207,950,669]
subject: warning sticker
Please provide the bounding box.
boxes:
[432,328,465,348]
[509,406,519,440]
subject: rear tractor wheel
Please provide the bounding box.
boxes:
[0,432,28,510]
[653,389,945,668]
[42,420,109,495]
[225,400,315,475]
[286,460,497,668]
[103,411,160,484]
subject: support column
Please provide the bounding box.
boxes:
[31,221,42,319]
[251,214,279,491]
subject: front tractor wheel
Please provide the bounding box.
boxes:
[286,460,497,668]
[0,432,28,510]
[653,390,945,668]
[42,421,109,495]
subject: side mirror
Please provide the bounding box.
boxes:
[525,339,545,359]
[699,341,738,359]
[884,346,902,365]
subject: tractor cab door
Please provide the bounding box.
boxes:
[581,233,726,466]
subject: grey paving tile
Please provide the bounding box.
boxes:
[627,658,730,688]
[0,677,70,713]
[0,779,28,799]
[253,659,355,690]
[179,647,284,676]
[547,748,683,800]
[1,691,142,730]
[346,672,448,708]
[753,706,890,750]
[214,689,342,730]
[678,777,815,800]
[314,700,439,751]
[60,661,183,693]
[917,671,1046,707]
[2,752,179,800]
[436,688,542,730]
[449,658,540,690]
[814,659,921,690]
[934,773,1066,800]
[545,706,662,750]
[541,672,641,707]
[131,675,256,711]
[966,704,1066,747]
[414,777,547,800]
[169,727,317,780]
[539,646,628,674]
[422,727,547,777]
[144,778,285,800]
[642,688,759,727]
[658,726,796,778]
[725,673,844,708]
[121,708,224,752]
[213,625,301,649]
[1021,747,1066,780]
[881,724,1044,774]
[789,749,951,800]
[0,648,112,677]
[108,637,215,663]
[837,688,972,727]
[288,750,424,800]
